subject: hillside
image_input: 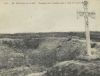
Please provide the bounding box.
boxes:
[0,32,100,76]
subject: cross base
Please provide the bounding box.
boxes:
[77,54,100,61]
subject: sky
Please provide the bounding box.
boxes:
[0,0,100,33]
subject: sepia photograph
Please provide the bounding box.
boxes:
[0,0,100,76]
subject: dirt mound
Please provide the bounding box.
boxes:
[46,60,100,76]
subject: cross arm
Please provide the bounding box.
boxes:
[88,12,96,19]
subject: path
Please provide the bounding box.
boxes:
[25,71,46,76]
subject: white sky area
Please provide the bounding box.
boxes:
[0,0,100,33]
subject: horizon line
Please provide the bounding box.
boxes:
[0,31,100,34]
